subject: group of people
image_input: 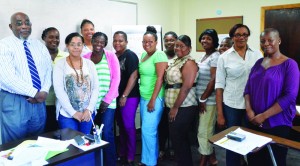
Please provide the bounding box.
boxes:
[0,12,299,166]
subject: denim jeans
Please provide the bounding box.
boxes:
[223,103,246,166]
[140,97,164,166]
[58,113,95,134]
[94,108,116,166]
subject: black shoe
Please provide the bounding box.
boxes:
[127,161,135,166]
[120,156,128,166]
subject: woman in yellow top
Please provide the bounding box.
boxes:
[41,27,68,132]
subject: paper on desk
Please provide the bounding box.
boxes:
[36,137,70,160]
[214,128,272,155]
[0,142,48,166]
[36,136,70,151]
[70,136,108,151]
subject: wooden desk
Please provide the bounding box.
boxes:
[209,126,300,150]
[209,126,300,166]
[0,128,109,166]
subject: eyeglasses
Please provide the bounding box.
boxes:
[142,41,154,45]
[69,43,83,47]
[234,33,249,38]
[174,45,187,50]
[15,20,31,27]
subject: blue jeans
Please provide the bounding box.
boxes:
[94,108,116,166]
[58,113,95,134]
[140,97,164,166]
[223,103,246,166]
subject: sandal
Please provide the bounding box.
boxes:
[158,151,165,161]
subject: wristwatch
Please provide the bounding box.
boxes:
[121,94,127,98]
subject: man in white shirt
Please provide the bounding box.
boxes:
[0,12,52,144]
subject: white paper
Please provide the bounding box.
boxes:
[36,136,70,151]
[0,146,48,166]
[214,128,272,155]
[70,136,108,151]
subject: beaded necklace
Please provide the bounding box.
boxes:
[69,56,84,87]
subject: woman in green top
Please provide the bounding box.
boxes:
[138,26,168,166]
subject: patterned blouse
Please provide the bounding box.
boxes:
[164,55,198,108]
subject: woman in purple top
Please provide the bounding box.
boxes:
[244,28,299,166]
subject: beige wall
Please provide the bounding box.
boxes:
[121,0,300,59]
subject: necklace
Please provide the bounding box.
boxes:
[69,56,84,87]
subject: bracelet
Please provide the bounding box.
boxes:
[121,94,127,98]
[199,98,207,103]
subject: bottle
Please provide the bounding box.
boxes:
[94,125,101,144]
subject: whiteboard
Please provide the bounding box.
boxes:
[0,0,137,50]
[112,25,163,58]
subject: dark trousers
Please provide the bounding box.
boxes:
[158,107,170,152]
[247,124,290,166]
[45,105,58,132]
[168,106,198,166]
[223,104,247,166]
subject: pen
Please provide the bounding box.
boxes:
[219,138,229,144]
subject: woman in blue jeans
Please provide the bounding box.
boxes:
[53,32,99,134]
[215,24,262,166]
[138,26,168,166]
[83,32,120,166]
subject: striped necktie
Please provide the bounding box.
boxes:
[23,40,41,91]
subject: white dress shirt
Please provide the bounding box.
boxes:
[0,35,52,98]
[215,46,262,109]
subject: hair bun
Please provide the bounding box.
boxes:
[146,26,157,34]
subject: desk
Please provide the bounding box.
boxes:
[209,126,300,166]
[0,128,109,166]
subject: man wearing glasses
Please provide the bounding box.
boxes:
[0,12,52,144]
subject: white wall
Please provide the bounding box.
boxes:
[0,0,137,50]
[121,0,300,59]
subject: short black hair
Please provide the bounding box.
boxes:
[144,26,158,41]
[178,35,191,48]
[164,31,178,39]
[261,28,280,38]
[41,27,58,40]
[114,31,128,42]
[199,29,219,48]
[229,24,251,38]
[80,19,94,29]
[65,32,84,45]
[92,32,108,47]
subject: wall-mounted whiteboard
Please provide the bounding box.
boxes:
[112,25,163,58]
[0,0,137,50]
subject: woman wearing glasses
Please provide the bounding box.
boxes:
[165,35,198,166]
[138,26,168,166]
[215,24,262,166]
[53,32,99,134]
